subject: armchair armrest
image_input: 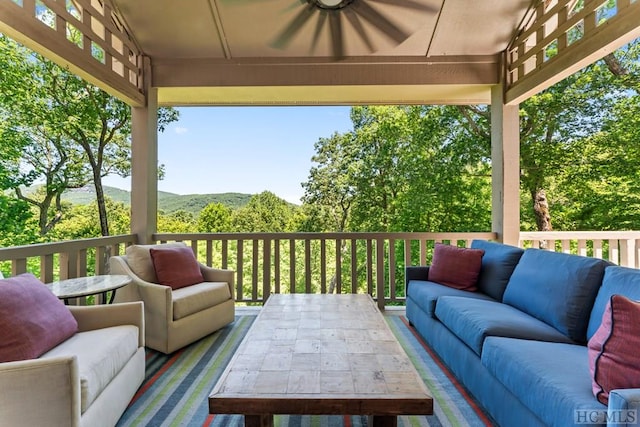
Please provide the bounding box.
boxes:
[200,264,235,301]
[608,389,640,426]
[68,302,145,348]
[0,356,81,427]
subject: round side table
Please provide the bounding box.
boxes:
[46,275,131,304]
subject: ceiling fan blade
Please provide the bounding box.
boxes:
[310,10,328,53]
[367,0,440,13]
[328,11,344,58]
[343,8,374,52]
[271,3,317,49]
[351,1,408,44]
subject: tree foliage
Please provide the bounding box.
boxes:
[0,35,179,237]
[232,192,298,232]
[198,202,233,232]
[302,106,492,233]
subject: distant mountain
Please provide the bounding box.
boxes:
[63,186,131,205]
[158,192,251,213]
[59,186,252,214]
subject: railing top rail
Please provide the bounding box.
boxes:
[519,231,640,239]
[0,234,137,261]
[154,232,498,241]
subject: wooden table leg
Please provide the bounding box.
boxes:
[244,414,273,427]
[369,415,397,427]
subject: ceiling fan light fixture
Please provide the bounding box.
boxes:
[313,0,354,10]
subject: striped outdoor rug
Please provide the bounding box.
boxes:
[117,315,495,427]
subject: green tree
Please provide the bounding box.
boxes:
[0,35,179,237]
[198,202,233,232]
[51,198,130,241]
[302,106,492,234]
[232,191,297,232]
[157,210,197,233]
[301,132,356,232]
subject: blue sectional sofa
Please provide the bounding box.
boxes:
[406,240,640,427]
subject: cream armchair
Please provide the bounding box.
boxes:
[109,243,235,354]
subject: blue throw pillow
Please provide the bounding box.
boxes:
[471,240,524,301]
[502,249,608,343]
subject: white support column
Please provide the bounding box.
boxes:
[131,57,157,244]
[491,84,520,246]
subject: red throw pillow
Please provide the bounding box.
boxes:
[428,243,485,291]
[0,273,78,362]
[588,294,640,405]
[150,246,204,290]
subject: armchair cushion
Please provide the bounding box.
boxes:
[172,282,232,320]
[150,246,204,290]
[125,242,187,283]
[0,273,78,362]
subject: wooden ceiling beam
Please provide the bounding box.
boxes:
[151,56,500,88]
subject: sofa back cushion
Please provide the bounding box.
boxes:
[587,266,640,340]
[503,249,608,343]
[470,240,524,301]
[0,273,78,362]
[125,242,188,283]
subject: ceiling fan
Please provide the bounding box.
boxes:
[227,0,438,58]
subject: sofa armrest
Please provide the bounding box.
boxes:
[68,302,145,348]
[608,389,640,426]
[405,266,430,289]
[0,356,81,427]
[200,264,235,301]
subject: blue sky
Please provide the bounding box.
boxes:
[104,106,354,204]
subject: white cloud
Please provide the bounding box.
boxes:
[174,127,188,134]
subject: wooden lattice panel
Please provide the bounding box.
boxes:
[0,0,144,105]
[505,0,640,104]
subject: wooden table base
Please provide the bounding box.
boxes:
[245,414,396,427]
[245,414,273,427]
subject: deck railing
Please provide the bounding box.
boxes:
[154,232,497,309]
[0,234,138,283]
[2,230,640,309]
[519,231,640,268]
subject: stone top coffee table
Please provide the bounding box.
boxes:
[209,293,433,427]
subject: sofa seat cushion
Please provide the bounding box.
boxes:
[482,337,605,427]
[470,240,524,301]
[503,249,608,343]
[172,282,232,320]
[407,280,496,318]
[42,325,139,413]
[435,296,574,356]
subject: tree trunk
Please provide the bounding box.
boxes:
[531,188,552,231]
[93,173,110,236]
